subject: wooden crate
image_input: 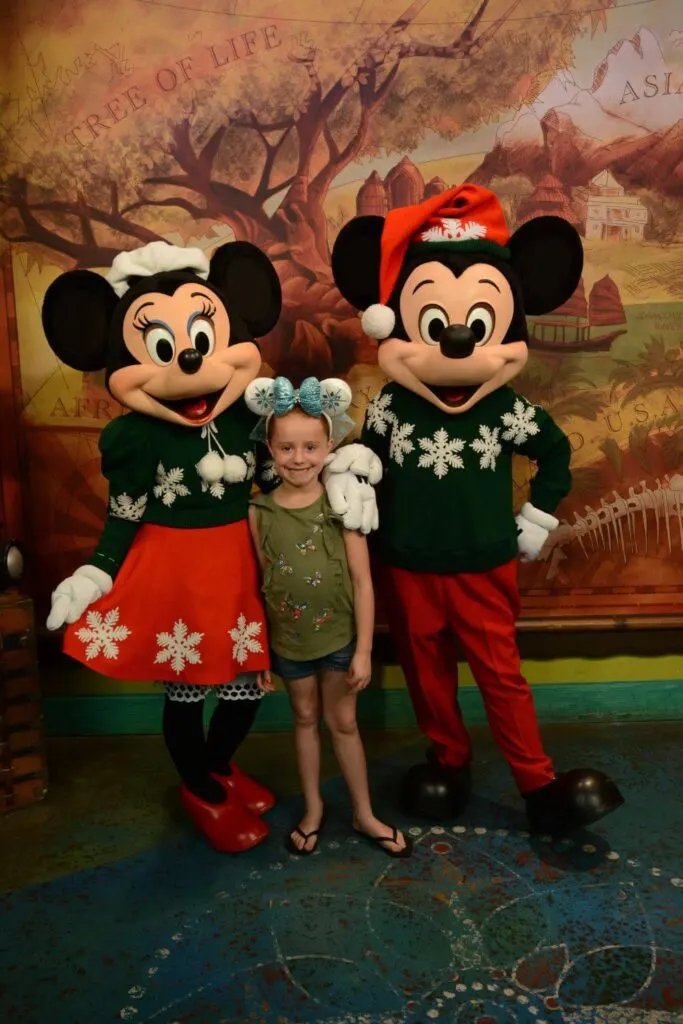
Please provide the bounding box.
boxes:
[0,592,48,814]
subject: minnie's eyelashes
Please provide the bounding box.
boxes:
[133,313,152,332]
[133,301,216,335]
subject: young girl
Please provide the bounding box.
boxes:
[246,376,411,859]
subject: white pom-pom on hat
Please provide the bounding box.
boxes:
[106,241,210,297]
[361,304,395,340]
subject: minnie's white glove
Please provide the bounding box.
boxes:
[515,502,559,563]
[46,565,113,630]
[323,444,382,535]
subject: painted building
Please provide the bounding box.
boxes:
[585,170,648,242]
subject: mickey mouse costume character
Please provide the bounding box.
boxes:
[332,184,624,836]
[41,239,382,854]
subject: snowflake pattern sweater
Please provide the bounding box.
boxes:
[90,399,275,579]
[360,382,571,574]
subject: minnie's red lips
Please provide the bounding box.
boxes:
[156,388,224,421]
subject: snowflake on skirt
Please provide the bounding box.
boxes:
[155,619,204,674]
[229,614,264,665]
[75,608,131,661]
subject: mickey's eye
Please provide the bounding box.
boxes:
[144,325,175,365]
[466,303,495,345]
[418,304,449,345]
[189,317,215,356]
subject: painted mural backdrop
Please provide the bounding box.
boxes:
[2,0,682,624]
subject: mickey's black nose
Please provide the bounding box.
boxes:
[439,324,476,360]
[178,348,203,375]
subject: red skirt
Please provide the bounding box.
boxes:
[63,521,270,686]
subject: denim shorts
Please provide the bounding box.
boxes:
[270,637,356,681]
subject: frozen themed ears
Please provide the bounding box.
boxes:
[245,376,355,443]
[331,185,584,339]
[41,240,282,372]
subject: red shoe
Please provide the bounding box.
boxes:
[212,763,276,816]
[179,785,268,853]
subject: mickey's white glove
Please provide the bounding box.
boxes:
[323,443,382,534]
[515,502,559,563]
[324,442,383,486]
[46,565,113,631]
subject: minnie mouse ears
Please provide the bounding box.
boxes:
[42,239,283,373]
[245,376,354,443]
[245,376,352,418]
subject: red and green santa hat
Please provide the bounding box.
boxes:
[361,183,512,340]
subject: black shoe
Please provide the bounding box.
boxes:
[399,759,472,821]
[525,768,625,837]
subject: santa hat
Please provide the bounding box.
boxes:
[361,183,511,340]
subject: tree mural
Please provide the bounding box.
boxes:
[5,0,683,622]
[1,0,615,375]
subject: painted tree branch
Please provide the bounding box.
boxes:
[284,0,501,213]
[395,0,517,60]
[253,123,296,199]
[0,176,163,266]
[231,113,297,133]
[76,192,97,249]
[0,228,32,244]
[8,0,529,272]
[142,118,278,239]
[123,194,209,220]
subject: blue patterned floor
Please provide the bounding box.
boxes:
[1,723,682,1023]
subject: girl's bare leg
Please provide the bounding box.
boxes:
[286,674,324,851]
[321,669,407,853]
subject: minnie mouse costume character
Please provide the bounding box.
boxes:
[41,239,382,854]
[332,184,624,836]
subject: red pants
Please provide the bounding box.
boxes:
[380,560,555,794]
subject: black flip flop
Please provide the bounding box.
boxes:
[285,822,322,856]
[353,825,413,859]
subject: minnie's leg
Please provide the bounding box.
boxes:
[163,682,268,852]
[163,685,225,803]
[207,675,276,815]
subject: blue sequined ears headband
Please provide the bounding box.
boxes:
[245,376,355,444]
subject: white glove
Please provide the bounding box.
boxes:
[46,565,113,631]
[324,442,383,486]
[515,502,559,563]
[323,471,379,535]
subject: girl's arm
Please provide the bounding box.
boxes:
[247,505,274,692]
[342,528,375,690]
[248,506,266,571]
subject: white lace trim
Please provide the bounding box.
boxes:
[217,676,263,701]
[164,682,206,702]
[163,674,264,703]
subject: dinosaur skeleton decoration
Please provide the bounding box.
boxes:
[539,474,683,578]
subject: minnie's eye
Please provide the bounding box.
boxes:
[466,304,495,345]
[418,305,449,345]
[189,317,215,356]
[144,325,175,365]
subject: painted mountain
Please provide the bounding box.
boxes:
[471,27,683,194]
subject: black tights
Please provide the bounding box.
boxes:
[162,696,261,803]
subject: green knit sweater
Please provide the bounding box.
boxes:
[90,400,275,579]
[360,382,571,574]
